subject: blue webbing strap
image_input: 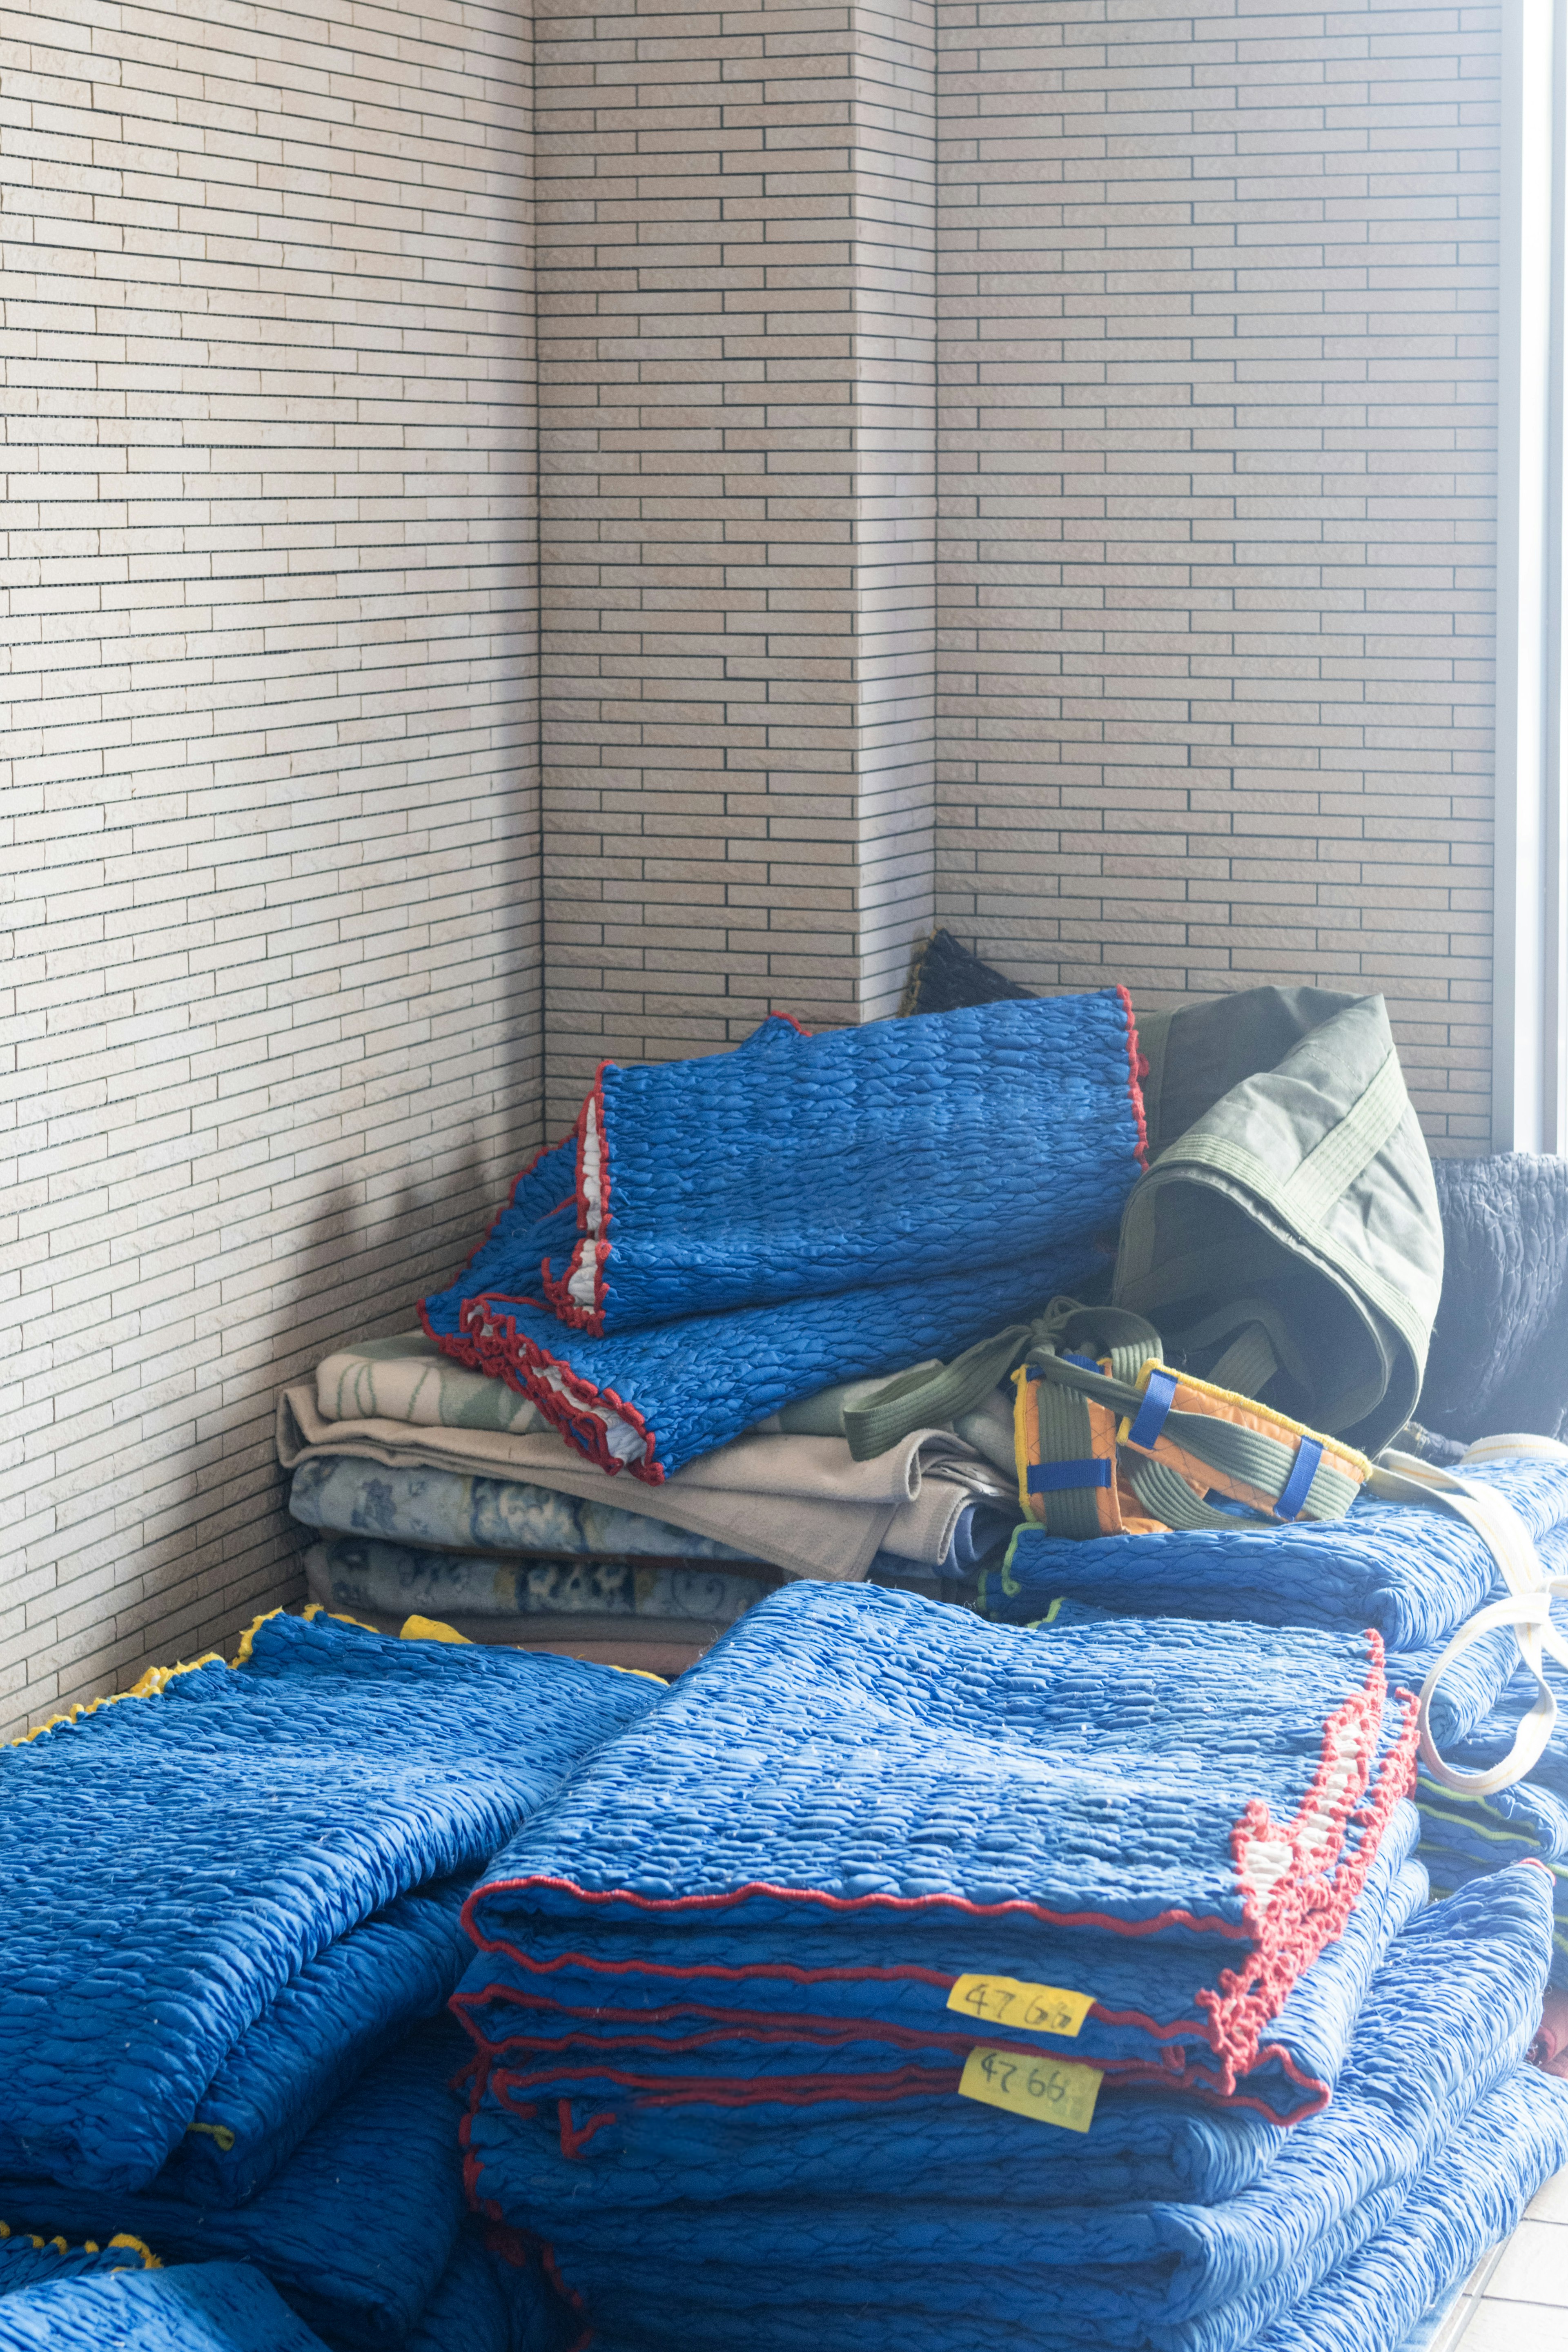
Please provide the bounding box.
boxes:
[1274,1434,1324,1521]
[1029,1460,1113,1494]
[1125,1364,1178,1454]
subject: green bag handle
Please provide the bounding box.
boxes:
[841,1301,1165,1460]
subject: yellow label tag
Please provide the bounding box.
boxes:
[958,2046,1103,2133]
[946,1974,1095,2037]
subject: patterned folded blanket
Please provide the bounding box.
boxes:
[457,1811,1425,2127]
[305,1537,778,1633]
[0,2024,467,2351]
[0,2266,334,2352]
[539,1866,1555,2352]
[984,1454,1568,1652]
[421,995,1147,1479]
[458,1583,1417,2108]
[0,1610,657,2193]
[289,1456,765,1564]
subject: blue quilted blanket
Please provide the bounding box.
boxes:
[0,1610,657,2194]
[457,1582,1417,2109]
[457,1812,1425,2130]
[539,1866,1556,2352]
[165,1872,475,2206]
[1252,2059,1568,2352]
[0,2229,157,2298]
[0,2023,466,2351]
[984,1455,1568,1652]
[0,2267,333,2352]
[421,993,1146,1479]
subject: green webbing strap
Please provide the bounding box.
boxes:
[842,1323,1035,1460]
[1031,1381,1107,1540]
[840,1296,1131,1460]
[1124,1454,1258,1532]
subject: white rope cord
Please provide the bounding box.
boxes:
[1369,1448,1568,1797]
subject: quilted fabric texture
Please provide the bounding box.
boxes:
[0,1610,657,2193]
[164,1873,475,2205]
[0,2228,157,2297]
[538,1868,1555,2352]
[539,990,1141,1333]
[0,2024,467,2352]
[1422,1151,1568,1444]
[426,1225,1106,1482]
[0,2265,332,2352]
[459,1582,1417,2108]
[325,2222,569,2352]
[421,994,1146,1479]
[457,1816,1426,2129]
[1252,2060,1568,2352]
[984,1454,1568,1652]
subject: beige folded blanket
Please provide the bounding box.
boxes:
[278,1380,1004,1583]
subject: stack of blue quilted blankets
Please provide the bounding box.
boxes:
[0,1608,657,2352]
[450,1580,1568,2351]
[420,991,1148,1481]
[981,1445,1568,1995]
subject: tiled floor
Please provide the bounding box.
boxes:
[1443,2172,1568,2350]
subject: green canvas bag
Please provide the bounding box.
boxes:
[1120,986,1443,1457]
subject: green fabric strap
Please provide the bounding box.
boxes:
[842,1323,1033,1460]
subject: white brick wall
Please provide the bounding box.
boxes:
[936,0,1501,1148]
[533,0,938,1128]
[1,0,541,1738]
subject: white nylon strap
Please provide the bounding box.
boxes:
[1369,1451,1568,1795]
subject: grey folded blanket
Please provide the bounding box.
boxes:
[1420,1153,1568,1443]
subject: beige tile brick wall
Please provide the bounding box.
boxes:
[936,0,1500,1147]
[535,0,936,1126]
[1,0,540,1737]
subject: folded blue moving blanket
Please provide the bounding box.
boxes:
[457,1813,1426,2129]
[457,1582,1417,2107]
[461,1832,1422,2229]
[305,1534,777,1634]
[421,994,1147,1479]
[0,2024,466,2351]
[1251,2057,1568,2352]
[0,2265,332,2352]
[0,2227,157,2297]
[165,1873,474,2206]
[337,2222,569,2352]
[459,992,1143,1336]
[0,1609,657,2194]
[540,1866,1557,2352]
[984,1455,1568,1652]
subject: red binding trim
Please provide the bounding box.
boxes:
[463,1875,1252,1950]
[1116,983,1149,1170]
[421,1295,665,1481]
[558,2098,620,2160]
[543,1064,614,1334]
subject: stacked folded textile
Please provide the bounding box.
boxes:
[442,1581,1558,2350]
[421,993,1146,1479]
[0,1608,653,2351]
